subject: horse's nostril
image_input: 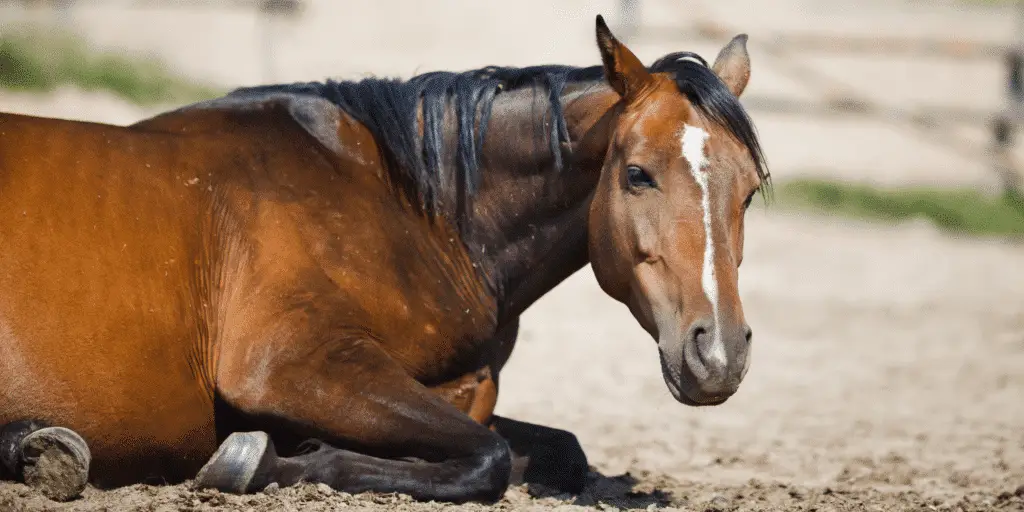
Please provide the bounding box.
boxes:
[691,326,708,343]
[687,321,720,370]
[744,326,753,343]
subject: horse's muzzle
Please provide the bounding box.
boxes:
[658,317,751,406]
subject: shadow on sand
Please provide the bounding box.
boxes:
[524,468,677,510]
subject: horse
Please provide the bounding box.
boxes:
[0,15,769,503]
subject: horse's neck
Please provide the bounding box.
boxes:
[465,81,621,322]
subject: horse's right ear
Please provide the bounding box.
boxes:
[595,14,653,103]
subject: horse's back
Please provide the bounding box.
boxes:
[0,112,218,485]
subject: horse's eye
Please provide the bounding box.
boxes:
[626,165,657,190]
[743,190,756,210]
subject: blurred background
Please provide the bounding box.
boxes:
[2,0,1023,197]
[1,0,1023,509]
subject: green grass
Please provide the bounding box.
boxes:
[776,178,1024,239]
[0,29,222,106]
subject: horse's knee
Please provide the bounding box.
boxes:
[457,436,512,503]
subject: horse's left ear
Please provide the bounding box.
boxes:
[712,34,751,97]
[595,14,654,103]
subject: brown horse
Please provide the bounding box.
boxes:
[0,16,768,503]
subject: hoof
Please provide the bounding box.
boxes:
[195,431,271,494]
[19,427,91,502]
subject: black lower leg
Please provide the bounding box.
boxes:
[0,419,50,480]
[490,416,589,493]
[0,419,91,502]
[248,437,511,503]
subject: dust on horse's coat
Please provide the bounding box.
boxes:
[0,16,768,503]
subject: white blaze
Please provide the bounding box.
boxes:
[680,124,726,367]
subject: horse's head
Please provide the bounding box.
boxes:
[587,16,768,406]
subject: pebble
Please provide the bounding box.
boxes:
[707,494,729,511]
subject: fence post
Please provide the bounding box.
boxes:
[53,0,73,26]
[619,0,640,39]
[257,1,302,84]
[259,7,276,83]
[992,0,1024,197]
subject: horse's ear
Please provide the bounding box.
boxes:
[712,34,751,97]
[595,14,653,102]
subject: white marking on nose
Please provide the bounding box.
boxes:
[680,124,726,367]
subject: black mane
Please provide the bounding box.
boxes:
[227,51,769,226]
[651,52,771,196]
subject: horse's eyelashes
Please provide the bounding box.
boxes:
[743,190,755,209]
[626,165,657,190]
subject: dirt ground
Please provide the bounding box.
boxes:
[2,0,1024,509]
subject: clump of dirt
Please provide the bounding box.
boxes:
[834,452,921,486]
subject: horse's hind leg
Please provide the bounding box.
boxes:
[0,419,48,479]
[0,419,91,501]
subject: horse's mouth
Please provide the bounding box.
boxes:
[658,354,730,407]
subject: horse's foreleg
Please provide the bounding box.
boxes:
[427,318,588,495]
[204,337,512,503]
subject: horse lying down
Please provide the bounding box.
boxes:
[0,15,768,503]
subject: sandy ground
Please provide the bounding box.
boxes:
[1,0,1023,510]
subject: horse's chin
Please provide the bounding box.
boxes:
[658,355,729,407]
